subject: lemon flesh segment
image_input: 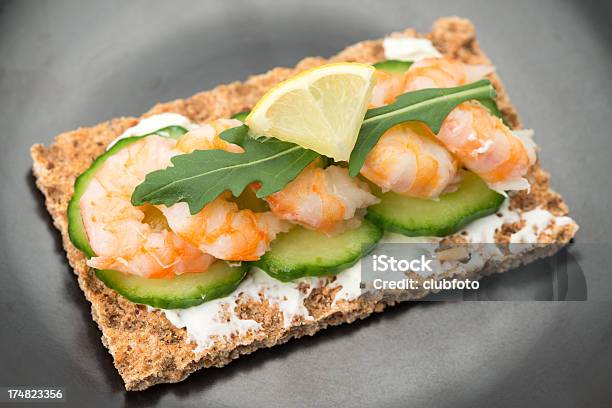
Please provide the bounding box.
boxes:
[246,63,376,161]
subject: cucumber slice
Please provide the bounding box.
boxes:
[67,125,248,309]
[231,111,250,122]
[255,220,383,282]
[366,170,504,237]
[373,60,413,74]
[96,261,247,309]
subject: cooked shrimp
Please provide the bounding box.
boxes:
[360,123,461,199]
[176,118,244,154]
[370,56,535,191]
[437,102,536,191]
[370,57,494,108]
[369,70,407,108]
[161,194,289,261]
[263,165,379,234]
[81,135,215,278]
[159,118,290,261]
[403,57,495,92]
[402,58,535,190]
[82,117,286,275]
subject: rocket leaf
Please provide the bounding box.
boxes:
[348,79,498,176]
[131,125,319,214]
[132,80,500,215]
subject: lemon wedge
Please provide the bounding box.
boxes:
[245,63,376,161]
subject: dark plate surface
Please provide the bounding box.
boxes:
[1,1,612,407]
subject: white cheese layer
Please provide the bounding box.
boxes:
[107,113,197,149]
[383,37,442,61]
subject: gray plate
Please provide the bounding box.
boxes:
[1,1,612,407]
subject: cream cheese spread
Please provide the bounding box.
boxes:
[107,113,197,149]
[383,37,442,61]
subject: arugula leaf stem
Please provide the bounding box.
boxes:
[362,85,488,126]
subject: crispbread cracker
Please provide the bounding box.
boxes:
[30,17,578,391]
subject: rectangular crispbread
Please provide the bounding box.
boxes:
[30,17,578,391]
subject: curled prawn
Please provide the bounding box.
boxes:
[402,59,536,191]
[159,118,290,261]
[176,118,244,154]
[370,57,494,108]
[161,194,288,261]
[360,123,461,199]
[263,165,379,235]
[370,70,407,108]
[403,57,495,92]
[81,135,215,278]
[82,117,288,276]
[436,102,536,191]
[370,56,535,191]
